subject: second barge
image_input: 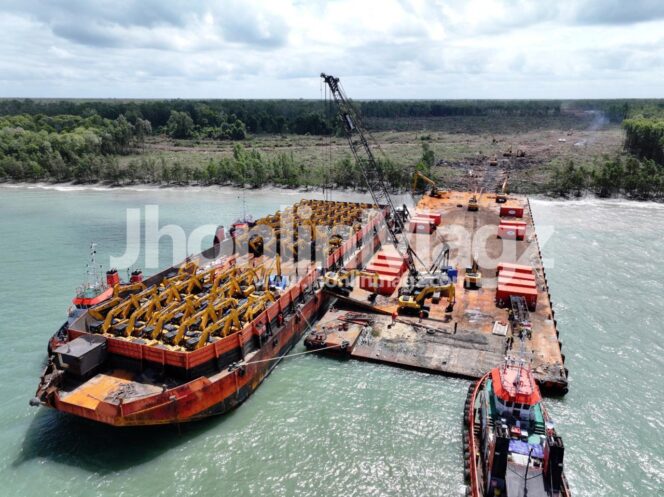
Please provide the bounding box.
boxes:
[32,199,384,426]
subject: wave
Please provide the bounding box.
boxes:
[530,195,664,210]
[0,182,324,195]
[0,182,380,204]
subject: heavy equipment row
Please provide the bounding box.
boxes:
[86,258,277,351]
[233,199,373,260]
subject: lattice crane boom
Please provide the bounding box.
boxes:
[321,73,421,278]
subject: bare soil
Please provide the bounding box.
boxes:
[121,122,624,194]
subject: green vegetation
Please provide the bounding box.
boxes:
[2,98,664,200]
[623,118,664,165]
[122,143,414,189]
[549,156,664,199]
[548,103,664,199]
[2,98,660,136]
[0,113,145,181]
[165,110,247,140]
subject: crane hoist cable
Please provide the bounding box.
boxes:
[320,73,428,280]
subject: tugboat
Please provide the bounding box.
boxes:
[463,352,571,497]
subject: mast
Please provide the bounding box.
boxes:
[84,242,103,291]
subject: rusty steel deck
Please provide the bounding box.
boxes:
[314,192,568,394]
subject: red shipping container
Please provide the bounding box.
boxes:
[370,258,403,270]
[497,224,525,240]
[500,205,524,218]
[366,263,402,277]
[496,284,538,310]
[369,260,405,276]
[376,251,404,263]
[497,262,534,275]
[498,276,536,289]
[415,211,442,226]
[500,220,527,228]
[409,217,435,234]
[360,274,399,296]
[498,270,536,282]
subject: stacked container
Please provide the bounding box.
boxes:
[499,203,524,218]
[497,220,526,241]
[495,263,538,311]
[408,217,436,234]
[408,209,441,234]
[361,248,407,296]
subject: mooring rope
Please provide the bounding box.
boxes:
[241,343,342,366]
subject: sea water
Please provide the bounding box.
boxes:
[0,185,661,496]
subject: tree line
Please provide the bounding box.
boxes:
[3,98,661,137]
[0,113,148,181]
[0,105,425,188]
[549,155,664,199]
[119,143,416,190]
[623,118,664,165]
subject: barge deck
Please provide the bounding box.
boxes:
[308,192,568,394]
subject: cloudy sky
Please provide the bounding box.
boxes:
[0,0,662,99]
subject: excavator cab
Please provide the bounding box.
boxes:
[397,272,455,317]
[323,271,352,295]
[324,269,378,297]
[464,258,482,290]
[467,191,479,211]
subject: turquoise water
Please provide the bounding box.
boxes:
[0,185,661,496]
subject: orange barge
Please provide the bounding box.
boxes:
[32,200,385,426]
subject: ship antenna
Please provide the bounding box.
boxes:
[86,242,101,290]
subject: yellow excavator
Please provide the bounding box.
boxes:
[185,309,242,350]
[166,297,239,346]
[147,295,198,340]
[398,243,455,316]
[397,276,456,317]
[468,189,482,211]
[93,286,158,334]
[112,280,146,298]
[496,176,509,204]
[324,269,379,297]
[412,171,444,198]
[121,296,164,337]
[463,257,482,289]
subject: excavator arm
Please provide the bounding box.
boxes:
[412,171,443,198]
[193,309,241,349]
[172,297,239,346]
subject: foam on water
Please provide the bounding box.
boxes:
[0,186,661,496]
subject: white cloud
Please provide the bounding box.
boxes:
[0,0,662,98]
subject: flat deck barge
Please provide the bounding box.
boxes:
[308,192,568,394]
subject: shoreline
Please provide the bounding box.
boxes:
[1,180,662,205]
[0,180,407,199]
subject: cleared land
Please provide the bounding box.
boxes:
[120,117,624,193]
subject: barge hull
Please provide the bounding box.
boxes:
[50,290,328,426]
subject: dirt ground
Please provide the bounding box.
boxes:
[121,123,624,193]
